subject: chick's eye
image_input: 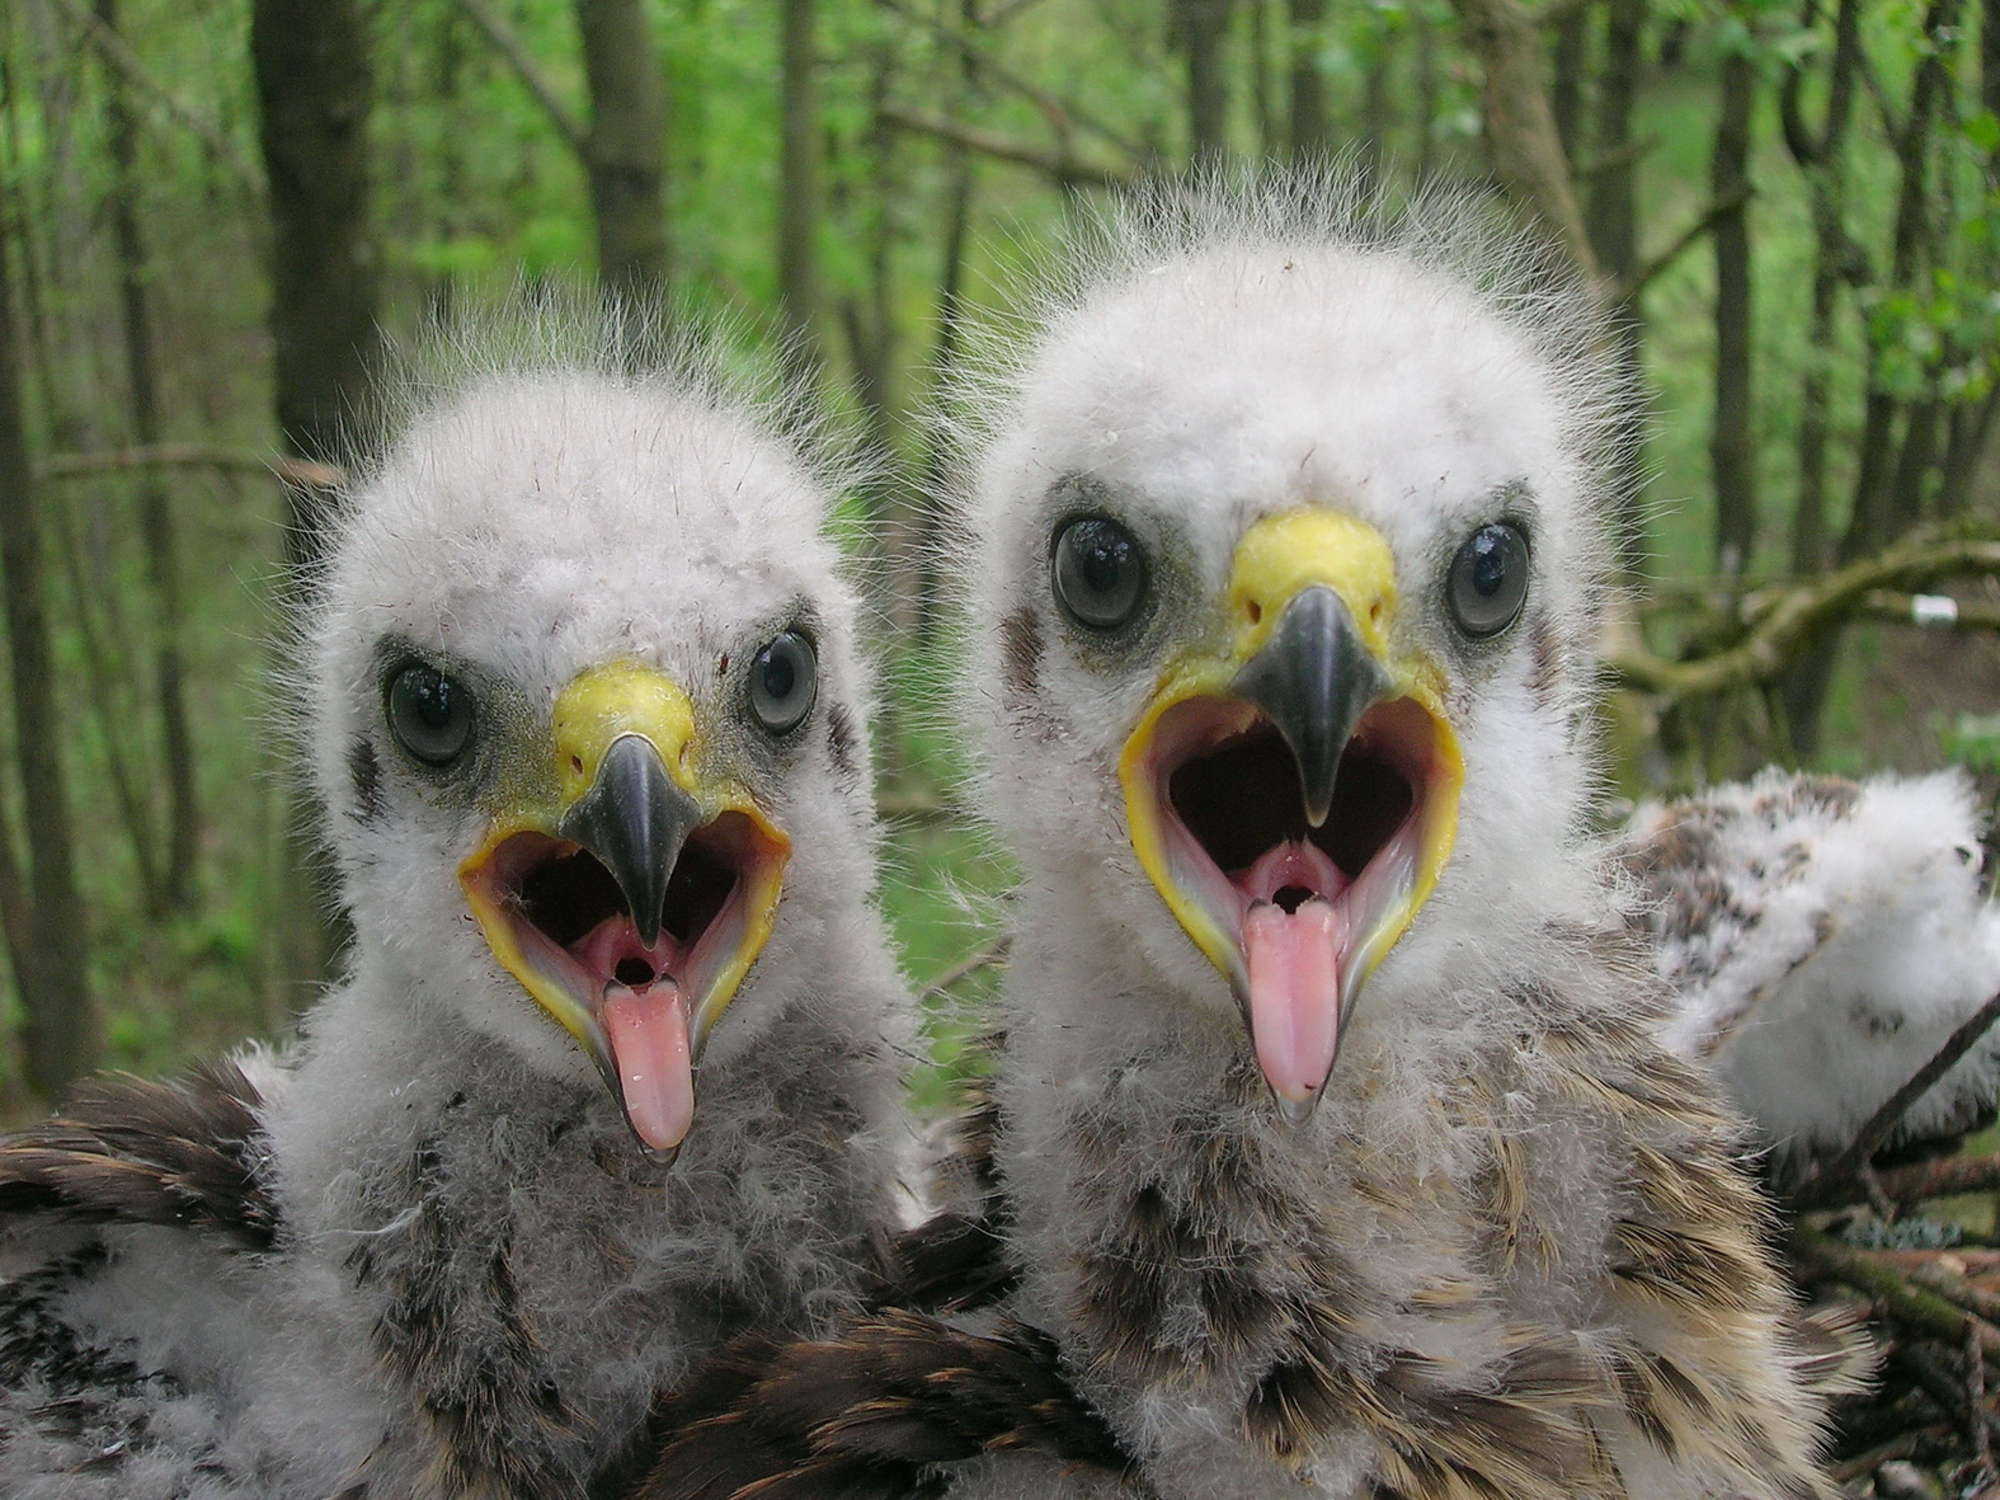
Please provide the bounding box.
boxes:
[750,631,817,734]
[1052,516,1147,631]
[1447,523,1530,639]
[387,663,475,766]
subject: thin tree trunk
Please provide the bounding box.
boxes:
[777,0,823,381]
[1249,0,1274,154]
[49,488,164,908]
[1550,3,1588,161]
[97,0,196,913]
[1589,0,1646,576]
[1358,17,1394,192]
[251,0,379,559]
[1173,0,1234,166]
[1709,47,1757,580]
[251,0,379,990]
[0,229,101,1100]
[1288,0,1328,160]
[576,0,669,306]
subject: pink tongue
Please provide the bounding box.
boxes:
[602,981,695,1153]
[1243,898,1345,1106]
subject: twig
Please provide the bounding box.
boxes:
[1795,1226,2000,1361]
[1828,1424,1950,1483]
[922,936,1012,1005]
[1608,530,2000,699]
[875,0,1146,160]
[34,443,343,490]
[1859,589,2000,632]
[1912,1262,2000,1331]
[1895,1341,2000,1450]
[1795,988,2000,1207]
[455,0,588,157]
[1973,1317,1993,1474]
[1850,1156,2000,1210]
[877,105,1131,189]
[1615,186,1753,303]
[48,0,263,196]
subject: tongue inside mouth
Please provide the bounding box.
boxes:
[1239,840,1350,1107]
[601,980,694,1154]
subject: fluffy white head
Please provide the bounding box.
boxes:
[950,174,1631,1066]
[300,310,882,1091]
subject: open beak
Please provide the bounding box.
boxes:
[458,662,789,1160]
[1118,511,1464,1121]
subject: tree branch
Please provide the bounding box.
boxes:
[455,0,588,158]
[48,0,264,196]
[876,0,1146,161]
[1615,185,1752,303]
[877,105,1130,189]
[1794,988,2000,1207]
[1609,529,2000,698]
[35,443,343,489]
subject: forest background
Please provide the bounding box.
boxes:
[1,0,1998,1118]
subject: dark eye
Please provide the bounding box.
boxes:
[1051,516,1148,631]
[386,662,475,766]
[1447,522,1530,639]
[750,631,817,734]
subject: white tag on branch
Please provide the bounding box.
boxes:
[1910,593,1959,627]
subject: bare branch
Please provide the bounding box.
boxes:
[876,0,1146,161]
[877,105,1131,189]
[48,0,263,196]
[455,0,588,158]
[1795,1225,2000,1362]
[1794,988,2000,1207]
[1615,186,1752,303]
[1607,530,2000,698]
[36,443,344,489]
[922,936,1012,1004]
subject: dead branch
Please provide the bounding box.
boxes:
[35,443,343,490]
[1859,590,2000,632]
[921,936,1012,1005]
[1609,529,2000,699]
[1796,1226,2000,1362]
[1795,990,2000,1207]
[876,0,1146,161]
[455,0,588,158]
[48,0,263,196]
[877,105,1131,189]
[1616,186,1753,303]
[1826,1156,2000,1210]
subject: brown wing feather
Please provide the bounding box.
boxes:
[634,1310,1129,1500]
[0,1059,278,1251]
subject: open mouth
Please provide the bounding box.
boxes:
[462,812,785,1154]
[1130,693,1458,1114]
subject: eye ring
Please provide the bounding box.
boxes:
[1446,522,1531,639]
[750,631,818,735]
[386,661,476,766]
[1051,515,1149,631]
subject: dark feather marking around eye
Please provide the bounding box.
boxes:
[1001,606,1042,699]
[826,702,858,784]
[349,737,384,823]
[1528,617,1561,710]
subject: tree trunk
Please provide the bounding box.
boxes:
[1286,0,1327,159]
[1173,0,1234,166]
[0,230,101,1100]
[576,0,669,306]
[777,0,823,382]
[1589,0,1647,577]
[251,0,379,990]
[1709,47,1757,580]
[1550,3,1589,161]
[1447,0,1598,279]
[98,0,197,913]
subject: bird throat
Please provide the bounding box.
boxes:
[1239,840,1350,1109]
